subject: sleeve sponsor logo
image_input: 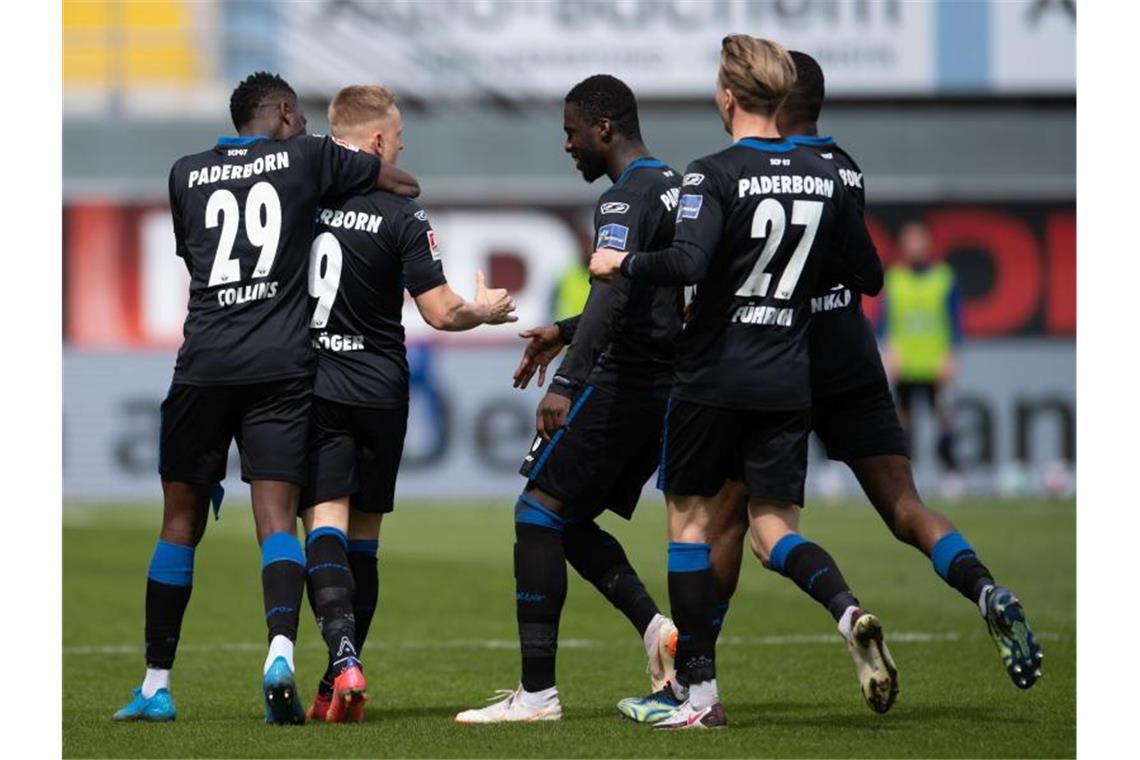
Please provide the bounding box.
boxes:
[596,223,630,251]
[600,201,630,215]
[682,172,705,187]
[677,193,703,221]
[427,229,441,260]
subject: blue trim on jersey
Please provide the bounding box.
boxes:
[931,532,975,581]
[656,397,673,491]
[769,533,809,575]
[347,539,379,556]
[261,531,305,569]
[615,156,667,186]
[736,137,798,153]
[515,495,566,531]
[788,135,836,147]
[216,135,269,146]
[667,542,711,573]
[307,526,347,548]
[147,541,195,587]
[527,385,596,480]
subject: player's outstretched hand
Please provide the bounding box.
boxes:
[588,248,626,280]
[513,325,564,389]
[536,391,571,440]
[475,271,518,325]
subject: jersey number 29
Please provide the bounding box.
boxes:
[205,182,282,287]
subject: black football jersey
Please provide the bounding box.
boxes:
[550,158,683,396]
[168,134,381,385]
[310,192,447,407]
[791,135,888,399]
[620,137,882,410]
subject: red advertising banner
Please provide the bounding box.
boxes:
[63,201,1075,348]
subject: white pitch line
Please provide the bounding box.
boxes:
[62,631,1062,657]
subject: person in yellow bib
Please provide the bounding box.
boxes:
[878,220,962,482]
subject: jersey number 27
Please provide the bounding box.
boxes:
[735,198,823,299]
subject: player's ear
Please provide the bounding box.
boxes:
[597,117,613,144]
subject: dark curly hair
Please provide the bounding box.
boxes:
[783,51,826,127]
[229,71,296,131]
[565,74,642,140]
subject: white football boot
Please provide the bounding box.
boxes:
[845,610,899,713]
[454,685,562,724]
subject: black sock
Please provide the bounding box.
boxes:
[711,600,730,644]
[261,532,306,645]
[144,540,195,669]
[564,520,660,636]
[668,542,716,686]
[931,532,995,604]
[347,540,380,649]
[770,534,859,622]
[307,527,358,677]
[514,496,567,692]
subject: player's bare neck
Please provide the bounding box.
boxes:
[782,122,819,138]
[606,140,651,184]
[730,112,780,143]
[239,120,275,139]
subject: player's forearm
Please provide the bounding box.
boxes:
[418,287,488,331]
[620,243,708,285]
[555,315,581,344]
[376,162,421,198]
[549,284,617,395]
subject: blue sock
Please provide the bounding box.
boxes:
[931,532,995,604]
[145,540,196,669]
[261,532,305,645]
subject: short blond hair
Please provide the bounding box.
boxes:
[328,85,397,130]
[718,35,796,116]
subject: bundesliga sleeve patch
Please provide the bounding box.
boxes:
[596,223,630,251]
[600,201,630,215]
[677,193,703,220]
[427,229,441,260]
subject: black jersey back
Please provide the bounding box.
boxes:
[622,137,881,410]
[553,159,683,394]
[792,136,887,398]
[310,192,447,408]
[168,134,381,385]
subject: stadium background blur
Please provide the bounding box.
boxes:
[60,3,1076,756]
[62,0,1075,506]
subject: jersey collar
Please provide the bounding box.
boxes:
[788,134,836,147]
[615,156,666,186]
[735,137,797,153]
[215,135,270,147]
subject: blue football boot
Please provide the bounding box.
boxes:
[984,586,1044,689]
[263,656,305,725]
[113,687,177,722]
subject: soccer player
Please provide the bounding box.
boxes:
[699,52,1042,695]
[589,36,890,729]
[113,72,420,724]
[298,85,517,723]
[454,75,682,724]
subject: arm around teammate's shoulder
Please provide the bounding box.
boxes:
[834,189,883,295]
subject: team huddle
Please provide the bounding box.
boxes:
[114,34,1042,731]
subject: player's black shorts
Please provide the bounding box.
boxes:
[658,398,810,505]
[303,398,408,514]
[520,384,665,520]
[894,379,947,414]
[159,377,312,486]
[813,377,909,462]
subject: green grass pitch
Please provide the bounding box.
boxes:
[64,497,1075,758]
